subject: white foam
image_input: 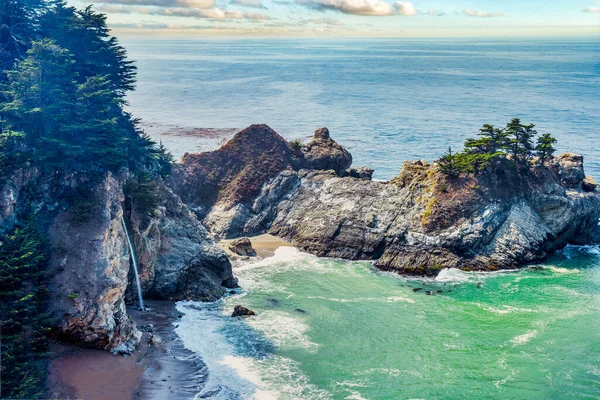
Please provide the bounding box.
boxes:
[306,295,415,304]
[510,330,537,345]
[175,301,330,400]
[245,310,319,352]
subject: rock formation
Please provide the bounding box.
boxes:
[169,124,600,277]
[1,168,233,351]
[228,237,256,256]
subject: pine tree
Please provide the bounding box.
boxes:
[437,147,460,178]
[506,118,537,168]
[536,133,557,165]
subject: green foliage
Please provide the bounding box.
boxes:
[536,133,557,165]
[124,172,160,225]
[289,139,303,154]
[437,119,553,178]
[0,223,51,399]
[505,118,538,168]
[437,147,460,178]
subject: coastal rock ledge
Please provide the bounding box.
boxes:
[169,125,600,276]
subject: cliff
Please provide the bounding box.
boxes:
[0,169,233,352]
[169,125,600,276]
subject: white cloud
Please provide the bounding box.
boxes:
[99,0,215,8]
[95,4,268,19]
[231,0,267,9]
[297,0,395,16]
[426,9,444,16]
[582,7,599,14]
[394,1,415,16]
[303,17,345,25]
[463,9,504,18]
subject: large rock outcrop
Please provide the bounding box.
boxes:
[169,124,600,276]
[48,174,139,350]
[126,182,235,302]
[169,125,353,238]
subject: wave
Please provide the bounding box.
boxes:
[175,301,329,399]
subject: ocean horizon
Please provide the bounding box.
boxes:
[123,37,600,179]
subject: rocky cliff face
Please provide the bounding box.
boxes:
[169,125,352,238]
[126,182,236,303]
[48,174,140,351]
[1,168,233,352]
[170,125,600,276]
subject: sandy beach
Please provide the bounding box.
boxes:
[219,233,293,259]
[46,301,206,400]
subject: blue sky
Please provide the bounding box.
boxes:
[67,0,600,36]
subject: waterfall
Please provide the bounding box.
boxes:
[121,215,145,311]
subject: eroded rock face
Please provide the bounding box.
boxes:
[297,127,352,176]
[126,182,235,302]
[48,174,140,350]
[169,125,353,239]
[194,152,600,276]
[228,237,256,256]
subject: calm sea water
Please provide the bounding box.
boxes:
[121,38,600,399]
[122,38,600,180]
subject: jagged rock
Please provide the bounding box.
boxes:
[556,152,585,187]
[127,182,235,302]
[231,305,256,317]
[583,176,597,192]
[298,127,352,176]
[228,237,256,256]
[346,166,374,180]
[195,151,600,276]
[169,125,352,239]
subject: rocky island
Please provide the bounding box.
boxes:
[169,124,600,277]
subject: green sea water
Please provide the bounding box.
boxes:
[176,245,600,400]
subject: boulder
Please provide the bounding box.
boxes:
[298,127,352,176]
[556,152,585,187]
[228,237,256,256]
[583,176,597,192]
[231,305,256,317]
[346,166,374,180]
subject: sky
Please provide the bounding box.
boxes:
[66,0,600,36]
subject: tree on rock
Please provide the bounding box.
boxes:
[506,118,537,168]
[437,147,460,179]
[536,133,557,165]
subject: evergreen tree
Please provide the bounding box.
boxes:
[536,133,557,165]
[0,0,46,80]
[0,223,50,399]
[505,118,537,168]
[437,147,460,178]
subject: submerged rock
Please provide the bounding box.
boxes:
[228,237,256,256]
[231,305,256,317]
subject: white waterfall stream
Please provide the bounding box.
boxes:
[121,215,145,311]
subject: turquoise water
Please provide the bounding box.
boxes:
[176,246,600,399]
[121,38,600,180]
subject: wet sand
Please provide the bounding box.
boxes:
[219,233,294,259]
[47,300,206,400]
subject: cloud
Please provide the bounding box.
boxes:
[297,0,395,16]
[95,4,268,19]
[231,0,266,9]
[582,7,599,14]
[99,0,215,8]
[303,17,345,25]
[463,9,504,18]
[394,1,415,16]
[426,9,444,16]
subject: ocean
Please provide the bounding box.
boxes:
[122,37,600,180]
[121,38,600,399]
